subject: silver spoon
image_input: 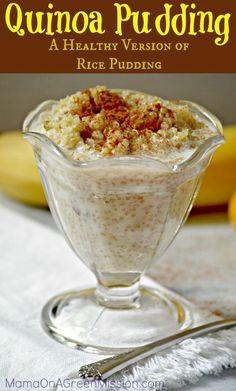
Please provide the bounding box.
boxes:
[78,318,236,380]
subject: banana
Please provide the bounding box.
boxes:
[194,125,236,207]
[0,126,235,208]
[228,190,236,229]
[0,131,47,207]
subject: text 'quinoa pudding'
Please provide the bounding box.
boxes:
[41,86,215,163]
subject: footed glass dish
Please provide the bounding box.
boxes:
[23,98,224,353]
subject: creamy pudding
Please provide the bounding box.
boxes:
[33,87,216,286]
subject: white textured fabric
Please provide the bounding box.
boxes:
[149,221,236,319]
[0,199,236,391]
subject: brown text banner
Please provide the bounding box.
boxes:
[0,0,235,72]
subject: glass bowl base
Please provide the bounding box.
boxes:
[41,285,193,354]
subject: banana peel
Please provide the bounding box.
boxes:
[194,125,236,207]
[228,190,236,229]
[0,131,47,207]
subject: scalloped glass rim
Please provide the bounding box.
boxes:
[22,97,224,173]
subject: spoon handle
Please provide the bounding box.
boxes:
[78,318,236,380]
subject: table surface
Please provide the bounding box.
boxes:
[1,193,236,391]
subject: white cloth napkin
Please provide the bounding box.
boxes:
[0,199,236,391]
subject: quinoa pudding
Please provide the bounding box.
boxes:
[34,87,216,286]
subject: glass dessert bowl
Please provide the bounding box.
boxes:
[23,89,224,353]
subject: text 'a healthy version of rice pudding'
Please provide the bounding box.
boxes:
[38,87,216,285]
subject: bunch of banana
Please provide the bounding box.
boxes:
[0,126,235,209]
[0,131,47,207]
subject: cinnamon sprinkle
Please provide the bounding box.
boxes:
[42,86,213,160]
